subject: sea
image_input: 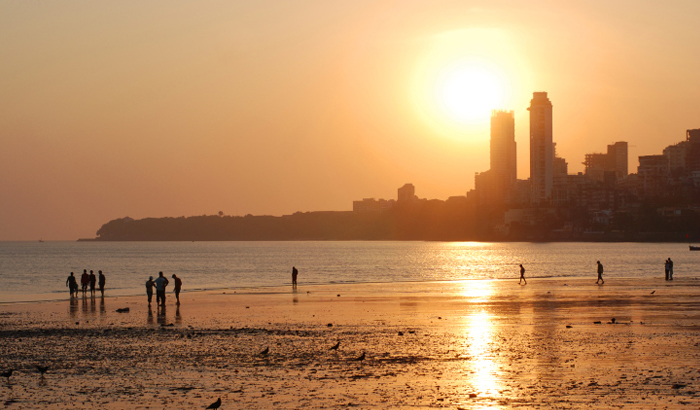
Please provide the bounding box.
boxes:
[0,241,695,303]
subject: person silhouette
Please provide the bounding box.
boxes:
[596,261,604,284]
[664,258,670,281]
[172,274,182,305]
[89,270,96,296]
[145,276,155,304]
[154,272,169,306]
[98,271,106,297]
[66,272,78,297]
[519,264,526,285]
[80,269,89,294]
[668,257,674,280]
[292,266,298,289]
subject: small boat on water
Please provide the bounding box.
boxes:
[690,246,700,251]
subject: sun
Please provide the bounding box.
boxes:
[435,62,505,123]
[411,28,531,140]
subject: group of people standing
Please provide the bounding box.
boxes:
[145,272,182,306]
[66,270,106,297]
[66,270,183,305]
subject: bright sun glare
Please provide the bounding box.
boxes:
[435,63,505,123]
[412,29,531,140]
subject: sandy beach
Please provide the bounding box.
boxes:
[2,277,700,409]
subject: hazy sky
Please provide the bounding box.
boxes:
[1,1,699,240]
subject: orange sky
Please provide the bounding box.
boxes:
[1,1,699,240]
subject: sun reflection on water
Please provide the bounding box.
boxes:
[459,280,494,301]
[460,281,501,400]
[467,312,499,397]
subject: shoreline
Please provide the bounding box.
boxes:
[2,278,700,408]
[3,274,698,305]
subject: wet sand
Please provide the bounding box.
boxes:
[2,277,700,409]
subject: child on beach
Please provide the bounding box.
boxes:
[519,264,526,285]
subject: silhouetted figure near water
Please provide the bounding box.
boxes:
[596,261,604,284]
[145,276,155,304]
[668,258,674,280]
[292,266,298,289]
[519,264,526,285]
[154,271,169,306]
[172,274,182,305]
[66,272,78,297]
[665,259,670,280]
[98,270,106,297]
[89,270,96,296]
[80,269,89,294]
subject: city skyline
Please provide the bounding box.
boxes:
[1,1,699,240]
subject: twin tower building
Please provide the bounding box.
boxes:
[475,92,554,207]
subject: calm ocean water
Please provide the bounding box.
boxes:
[0,241,696,303]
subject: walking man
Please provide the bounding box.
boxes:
[664,258,670,281]
[519,264,526,285]
[596,261,604,285]
[292,266,298,289]
[172,274,182,305]
[154,272,169,306]
[668,257,674,280]
[145,276,155,305]
[98,270,106,297]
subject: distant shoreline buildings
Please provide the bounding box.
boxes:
[351,91,700,240]
[87,91,700,242]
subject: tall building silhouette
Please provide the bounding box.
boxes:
[397,183,416,203]
[528,92,553,204]
[490,110,517,189]
[473,110,517,208]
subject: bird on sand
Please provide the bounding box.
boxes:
[259,347,269,356]
[329,341,340,350]
[205,398,221,409]
[354,352,366,361]
[1,369,13,382]
[36,365,49,376]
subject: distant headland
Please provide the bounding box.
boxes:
[79,188,696,242]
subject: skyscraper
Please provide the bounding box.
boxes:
[528,92,553,205]
[474,110,517,208]
[490,110,517,188]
